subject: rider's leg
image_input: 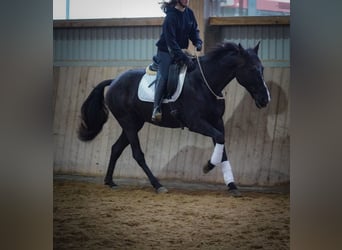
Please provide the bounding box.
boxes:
[151,50,172,122]
[152,75,166,122]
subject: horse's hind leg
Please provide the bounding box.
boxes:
[124,128,168,193]
[104,131,129,188]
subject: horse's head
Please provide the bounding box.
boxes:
[235,42,271,108]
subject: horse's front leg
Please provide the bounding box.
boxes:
[203,140,227,173]
[190,119,241,197]
[204,141,241,197]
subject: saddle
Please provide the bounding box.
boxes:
[146,50,195,98]
[138,64,187,103]
[146,62,181,98]
[166,63,181,98]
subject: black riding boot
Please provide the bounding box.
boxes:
[152,77,166,122]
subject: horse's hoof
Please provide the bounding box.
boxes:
[228,189,242,198]
[105,182,118,189]
[156,186,168,194]
[203,160,215,174]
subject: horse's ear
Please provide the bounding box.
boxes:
[238,43,247,57]
[254,41,260,54]
[238,43,245,53]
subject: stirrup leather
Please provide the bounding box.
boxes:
[152,107,162,122]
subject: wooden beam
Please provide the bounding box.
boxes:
[53,17,164,28]
[209,16,290,26]
[189,0,205,53]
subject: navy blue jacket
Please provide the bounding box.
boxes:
[156,6,202,63]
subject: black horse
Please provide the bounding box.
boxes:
[78,42,270,196]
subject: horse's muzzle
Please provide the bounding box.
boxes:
[255,97,269,109]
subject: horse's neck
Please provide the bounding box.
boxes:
[199,57,236,93]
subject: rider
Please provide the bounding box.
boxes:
[151,0,203,122]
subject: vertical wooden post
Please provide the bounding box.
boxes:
[189,0,220,53]
[188,0,205,54]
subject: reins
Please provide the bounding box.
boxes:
[194,51,225,100]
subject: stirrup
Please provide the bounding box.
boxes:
[152,108,162,122]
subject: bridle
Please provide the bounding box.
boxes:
[194,51,225,100]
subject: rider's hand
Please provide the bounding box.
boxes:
[196,43,202,52]
[186,59,196,72]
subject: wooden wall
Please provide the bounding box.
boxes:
[53,66,289,186]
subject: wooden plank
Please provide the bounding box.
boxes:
[102,67,122,179]
[226,83,250,182]
[86,67,100,175]
[158,126,173,179]
[267,69,285,183]
[78,67,97,174]
[62,67,82,173]
[154,126,168,177]
[69,67,88,170]
[53,67,60,114]
[97,67,113,176]
[89,67,105,174]
[279,68,290,183]
[256,68,282,185]
[252,68,274,185]
[55,67,73,171]
[186,132,200,182]
[101,67,117,172]
[269,68,290,184]
[223,80,240,183]
[166,128,182,178]
[73,67,89,173]
[53,67,68,170]
[209,16,290,26]
[140,123,151,176]
[218,82,233,183]
[189,0,205,53]
[183,130,199,181]
[232,68,282,185]
[242,95,265,185]
[236,85,255,184]
[53,17,164,28]
[172,128,185,180]
[89,67,108,175]
[151,126,163,177]
[223,80,239,123]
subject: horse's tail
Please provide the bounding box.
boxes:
[78,79,113,141]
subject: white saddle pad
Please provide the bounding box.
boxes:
[138,65,187,103]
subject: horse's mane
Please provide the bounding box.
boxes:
[204,42,239,61]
